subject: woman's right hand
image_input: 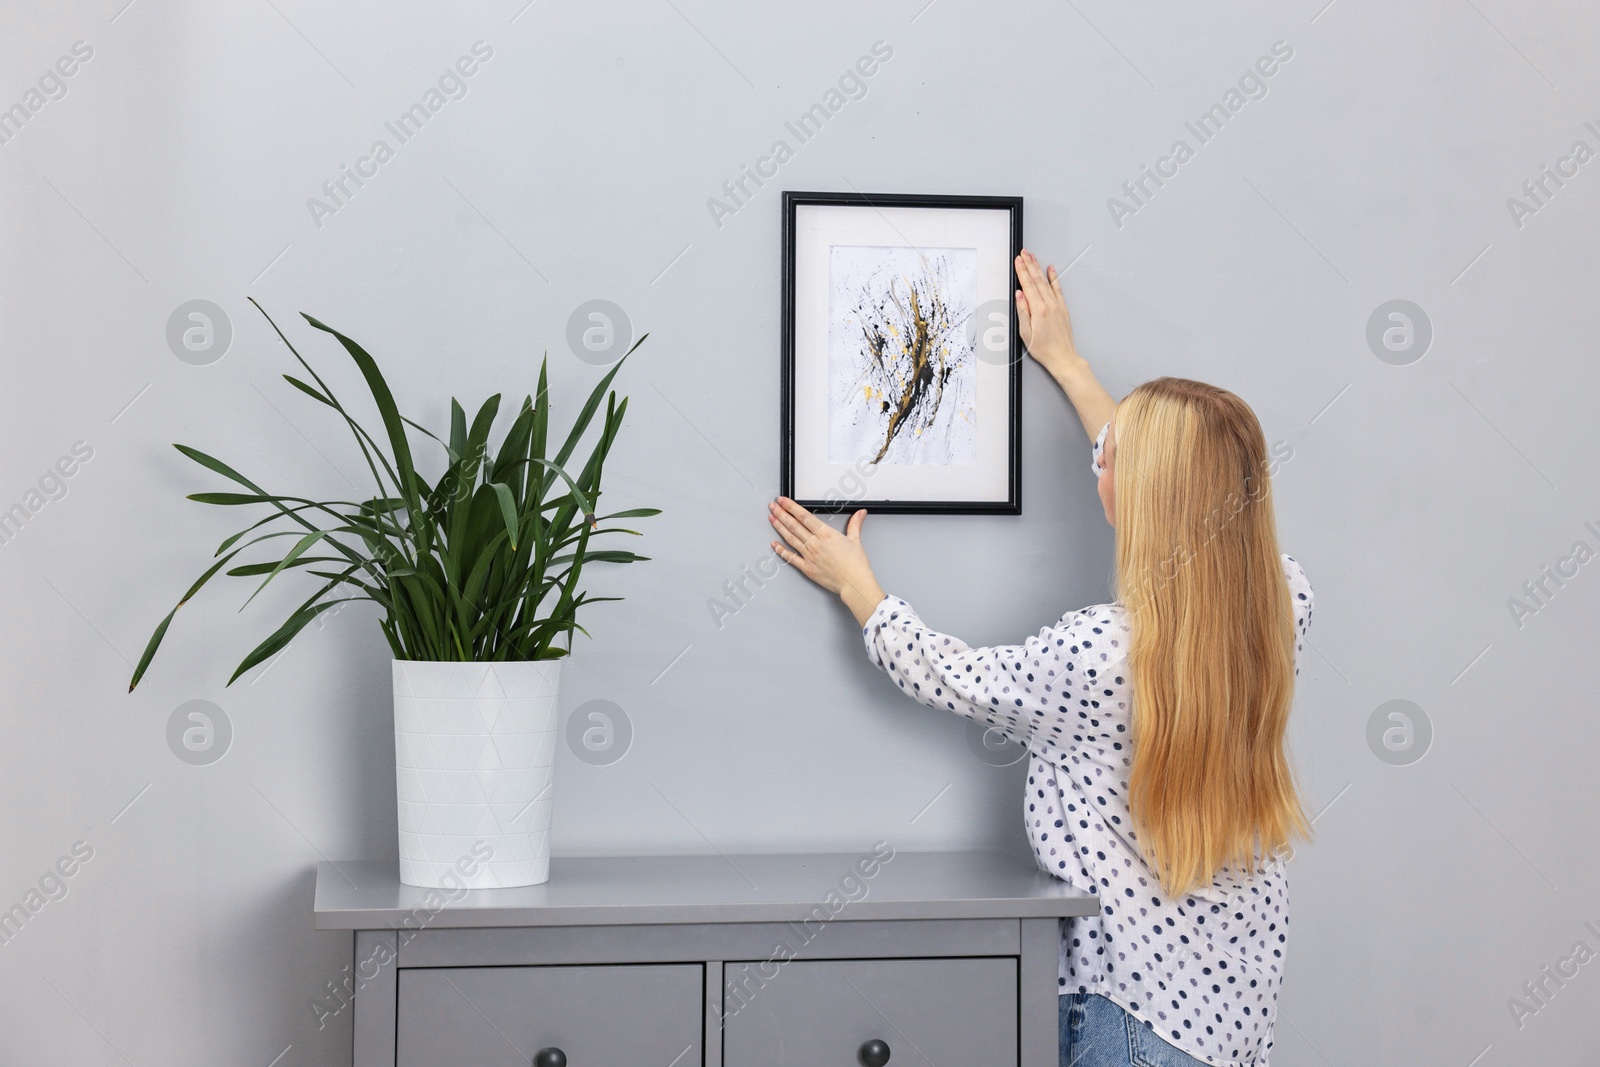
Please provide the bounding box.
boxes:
[1014,248,1117,442]
[1014,249,1080,374]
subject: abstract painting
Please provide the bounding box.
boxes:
[782,191,1023,514]
[827,245,977,466]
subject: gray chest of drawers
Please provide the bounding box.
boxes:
[314,850,1099,1067]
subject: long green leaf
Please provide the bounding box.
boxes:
[551,335,646,471]
[251,300,401,502]
[240,529,328,609]
[300,313,424,533]
[129,546,249,690]
[227,596,365,685]
[488,482,519,550]
[227,555,348,577]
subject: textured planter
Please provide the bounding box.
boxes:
[392,660,561,888]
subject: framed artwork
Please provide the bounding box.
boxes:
[780,191,1024,514]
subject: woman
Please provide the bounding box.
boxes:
[767,250,1314,1067]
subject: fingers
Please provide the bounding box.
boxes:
[1031,251,1061,305]
[770,540,814,578]
[1047,263,1065,300]
[768,502,811,551]
[845,509,867,542]
[778,495,828,535]
[1014,251,1047,313]
[1020,250,1056,306]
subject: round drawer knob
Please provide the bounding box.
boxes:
[533,1049,567,1067]
[859,1038,891,1066]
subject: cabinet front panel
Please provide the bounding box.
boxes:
[397,963,702,1067]
[721,956,1017,1066]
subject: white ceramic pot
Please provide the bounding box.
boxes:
[392,660,561,888]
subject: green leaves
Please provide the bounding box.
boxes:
[488,482,519,548]
[127,303,654,691]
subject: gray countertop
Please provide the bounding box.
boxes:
[313,850,1100,930]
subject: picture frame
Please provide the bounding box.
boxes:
[780,191,1024,515]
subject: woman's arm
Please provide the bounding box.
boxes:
[767,496,1107,758]
[1014,249,1117,441]
[861,595,1110,760]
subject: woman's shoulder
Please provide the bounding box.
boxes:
[1281,553,1314,637]
[1082,554,1311,630]
[1045,600,1133,668]
[1281,552,1313,605]
[1055,598,1130,632]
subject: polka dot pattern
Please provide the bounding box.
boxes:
[862,425,1314,1067]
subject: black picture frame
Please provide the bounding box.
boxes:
[780,190,1024,515]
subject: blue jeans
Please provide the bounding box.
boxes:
[1060,993,1210,1067]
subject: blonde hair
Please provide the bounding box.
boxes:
[1112,377,1309,898]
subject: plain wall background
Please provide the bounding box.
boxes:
[3,0,1598,1063]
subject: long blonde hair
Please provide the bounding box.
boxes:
[1112,377,1309,897]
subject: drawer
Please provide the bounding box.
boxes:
[397,963,703,1067]
[721,957,1016,1066]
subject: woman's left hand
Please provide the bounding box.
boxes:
[768,497,886,625]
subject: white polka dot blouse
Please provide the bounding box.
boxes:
[861,421,1315,1067]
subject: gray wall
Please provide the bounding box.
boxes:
[2,0,1597,1063]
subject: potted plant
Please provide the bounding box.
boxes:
[130,299,657,888]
